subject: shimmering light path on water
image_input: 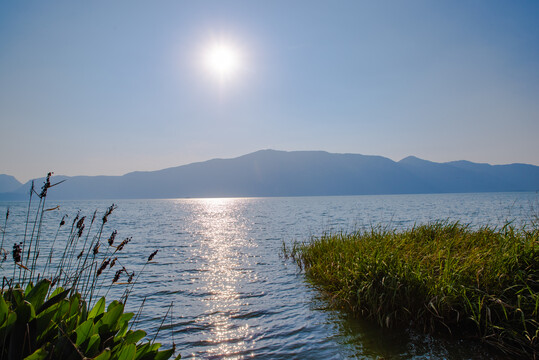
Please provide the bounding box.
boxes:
[1,193,536,359]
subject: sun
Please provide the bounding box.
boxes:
[203,40,242,82]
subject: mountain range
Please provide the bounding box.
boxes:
[1,150,538,200]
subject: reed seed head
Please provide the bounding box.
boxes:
[110,257,118,268]
[39,172,53,198]
[128,271,135,283]
[102,204,117,224]
[113,267,126,283]
[76,216,86,229]
[116,237,131,252]
[12,242,22,263]
[93,242,100,255]
[76,216,86,237]
[148,250,158,262]
[108,230,117,246]
[97,258,111,277]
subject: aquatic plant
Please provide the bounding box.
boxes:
[0,173,180,359]
[287,221,538,359]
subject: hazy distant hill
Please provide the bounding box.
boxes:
[0,174,22,193]
[1,150,538,200]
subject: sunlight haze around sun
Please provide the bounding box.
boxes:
[202,39,243,84]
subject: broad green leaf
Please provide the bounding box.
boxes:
[154,349,174,360]
[119,312,134,327]
[35,306,59,343]
[51,299,70,323]
[117,343,136,360]
[24,281,34,296]
[65,311,80,333]
[86,333,101,356]
[67,292,81,318]
[7,288,24,306]
[98,301,124,332]
[92,348,111,360]
[9,303,32,359]
[35,319,58,345]
[26,279,51,309]
[133,343,161,360]
[133,343,152,360]
[115,312,135,340]
[80,298,88,321]
[0,294,9,325]
[0,311,17,338]
[124,330,146,344]
[48,286,65,298]
[76,318,95,346]
[15,300,36,324]
[23,347,48,360]
[37,287,69,314]
[89,297,106,320]
[107,300,121,312]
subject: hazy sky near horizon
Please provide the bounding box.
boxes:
[1,1,538,183]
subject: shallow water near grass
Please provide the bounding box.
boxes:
[1,192,536,359]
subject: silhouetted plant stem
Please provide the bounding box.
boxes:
[122,250,158,304]
[152,301,174,344]
[29,197,48,282]
[43,215,66,278]
[52,221,78,285]
[22,196,43,284]
[19,181,34,283]
[0,208,8,258]
[129,297,147,332]
[63,216,85,286]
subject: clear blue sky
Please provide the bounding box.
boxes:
[1,1,538,183]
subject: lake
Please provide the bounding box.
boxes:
[1,192,537,359]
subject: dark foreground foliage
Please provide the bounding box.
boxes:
[0,174,179,359]
[0,280,177,360]
[287,222,538,359]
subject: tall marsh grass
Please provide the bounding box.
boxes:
[287,221,538,358]
[0,173,179,359]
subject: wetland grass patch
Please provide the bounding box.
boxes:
[287,222,538,358]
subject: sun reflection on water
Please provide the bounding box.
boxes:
[189,198,255,359]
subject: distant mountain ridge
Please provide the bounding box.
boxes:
[0,174,21,191]
[1,150,538,200]
[0,175,22,194]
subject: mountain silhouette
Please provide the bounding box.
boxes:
[1,150,538,200]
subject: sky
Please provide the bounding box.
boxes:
[1,1,538,183]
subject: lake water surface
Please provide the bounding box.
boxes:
[1,192,537,359]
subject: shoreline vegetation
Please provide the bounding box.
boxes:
[0,173,180,359]
[285,221,538,359]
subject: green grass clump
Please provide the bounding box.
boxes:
[287,222,538,358]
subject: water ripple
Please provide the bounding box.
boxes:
[2,193,534,359]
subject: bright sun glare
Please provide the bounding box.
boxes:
[203,40,242,82]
